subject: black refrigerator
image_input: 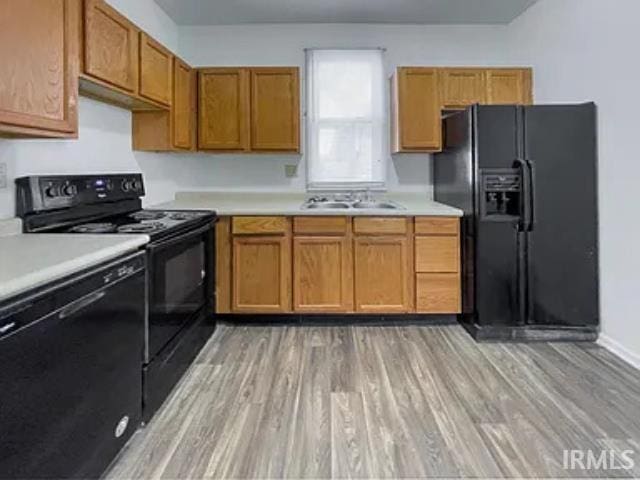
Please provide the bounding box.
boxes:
[434,103,599,341]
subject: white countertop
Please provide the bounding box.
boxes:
[156,191,463,217]
[0,233,149,302]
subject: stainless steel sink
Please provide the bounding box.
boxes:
[352,201,401,210]
[301,197,404,211]
[303,202,351,209]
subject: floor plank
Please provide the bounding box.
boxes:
[106,324,640,479]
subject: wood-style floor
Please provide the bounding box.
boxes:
[107,325,640,479]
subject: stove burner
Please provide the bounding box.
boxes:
[70,223,117,234]
[130,211,166,221]
[168,212,200,221]
[117,222,166,234]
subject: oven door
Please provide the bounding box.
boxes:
[146,222,215,362]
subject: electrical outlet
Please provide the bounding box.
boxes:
[284,164,298,178]
[0,162,7,189]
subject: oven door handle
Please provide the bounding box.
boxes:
[146,223,213,253]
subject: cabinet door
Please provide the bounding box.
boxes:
[293,236,353,313]
[0,0,78,137]
[440,68,486,109]
[172,58,195,150]
[250,68,300,151]
[139,33,173,107]
[485,69,533,105]
[199,68,250,150]
[232,236,291,313]
[354,236,412,313]
[393,68,441,152]
[84,0,138,93]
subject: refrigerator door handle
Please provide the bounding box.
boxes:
[525,159,535,231]
[514,158,532,232]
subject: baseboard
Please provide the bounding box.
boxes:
[216,313,457,326]
[598,334,640,371]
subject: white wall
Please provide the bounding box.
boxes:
[508,0,640,365]
[0,0,179,219]
[169,24,511,195]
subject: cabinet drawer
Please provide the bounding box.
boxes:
[415,217,459,235]
[232,216,288,235]
[293,217,348,235]
[416,273,461,313]
[353,217,407,235]
[415,236,459,273]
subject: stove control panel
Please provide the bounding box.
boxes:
[16,174,145,215]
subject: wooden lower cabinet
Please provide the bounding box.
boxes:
[416,273,461,313]
[414,216,462,314]
[293,236,353,313]
[218,215,461,316]
[232,234,291,313]
[354,235,413,313]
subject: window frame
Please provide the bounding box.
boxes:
[305,48,388,191]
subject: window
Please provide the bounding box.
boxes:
[306,49,386,189]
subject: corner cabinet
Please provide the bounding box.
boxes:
[138,33,173,107]
[0,0,79,138]
[133,56,196,151]
[199,67,300,153]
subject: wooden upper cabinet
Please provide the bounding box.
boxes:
[0,0,79,138]
[440,68,486,109]
[199,68,250,151]
[139,33,173,107]
[392,68,442,153]
[486,69,533,105]
[250,68,300,152]
[172,58,195,150]
[83,0,138,93]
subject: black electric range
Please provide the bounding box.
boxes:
[16,174,217,423]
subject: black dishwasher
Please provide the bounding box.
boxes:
[0,252,146,479]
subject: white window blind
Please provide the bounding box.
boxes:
[306,49,386,189]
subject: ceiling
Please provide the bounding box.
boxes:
[154,0,539,26]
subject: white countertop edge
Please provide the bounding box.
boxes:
[0,235,150,303]
[0,218,23,237]
[155,191,464,217]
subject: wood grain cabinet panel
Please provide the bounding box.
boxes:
[139,33,173,106]
[416,273,461,314]
[392,67,441,152]
[485,69,533,105]
[293,217,348,235]
[439,68,486,109]
[354,236,413,313]
[232,216,288,235]
[199,68,250,151]
[250,67,300,152]
[232,235,291,313]
[84,0,138,93]
[0,0,79,137]
[415,217,460,236]
[353,217,408,235]
[172,58,195,149]
[415,236,460,273]
[293,236,353,313]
